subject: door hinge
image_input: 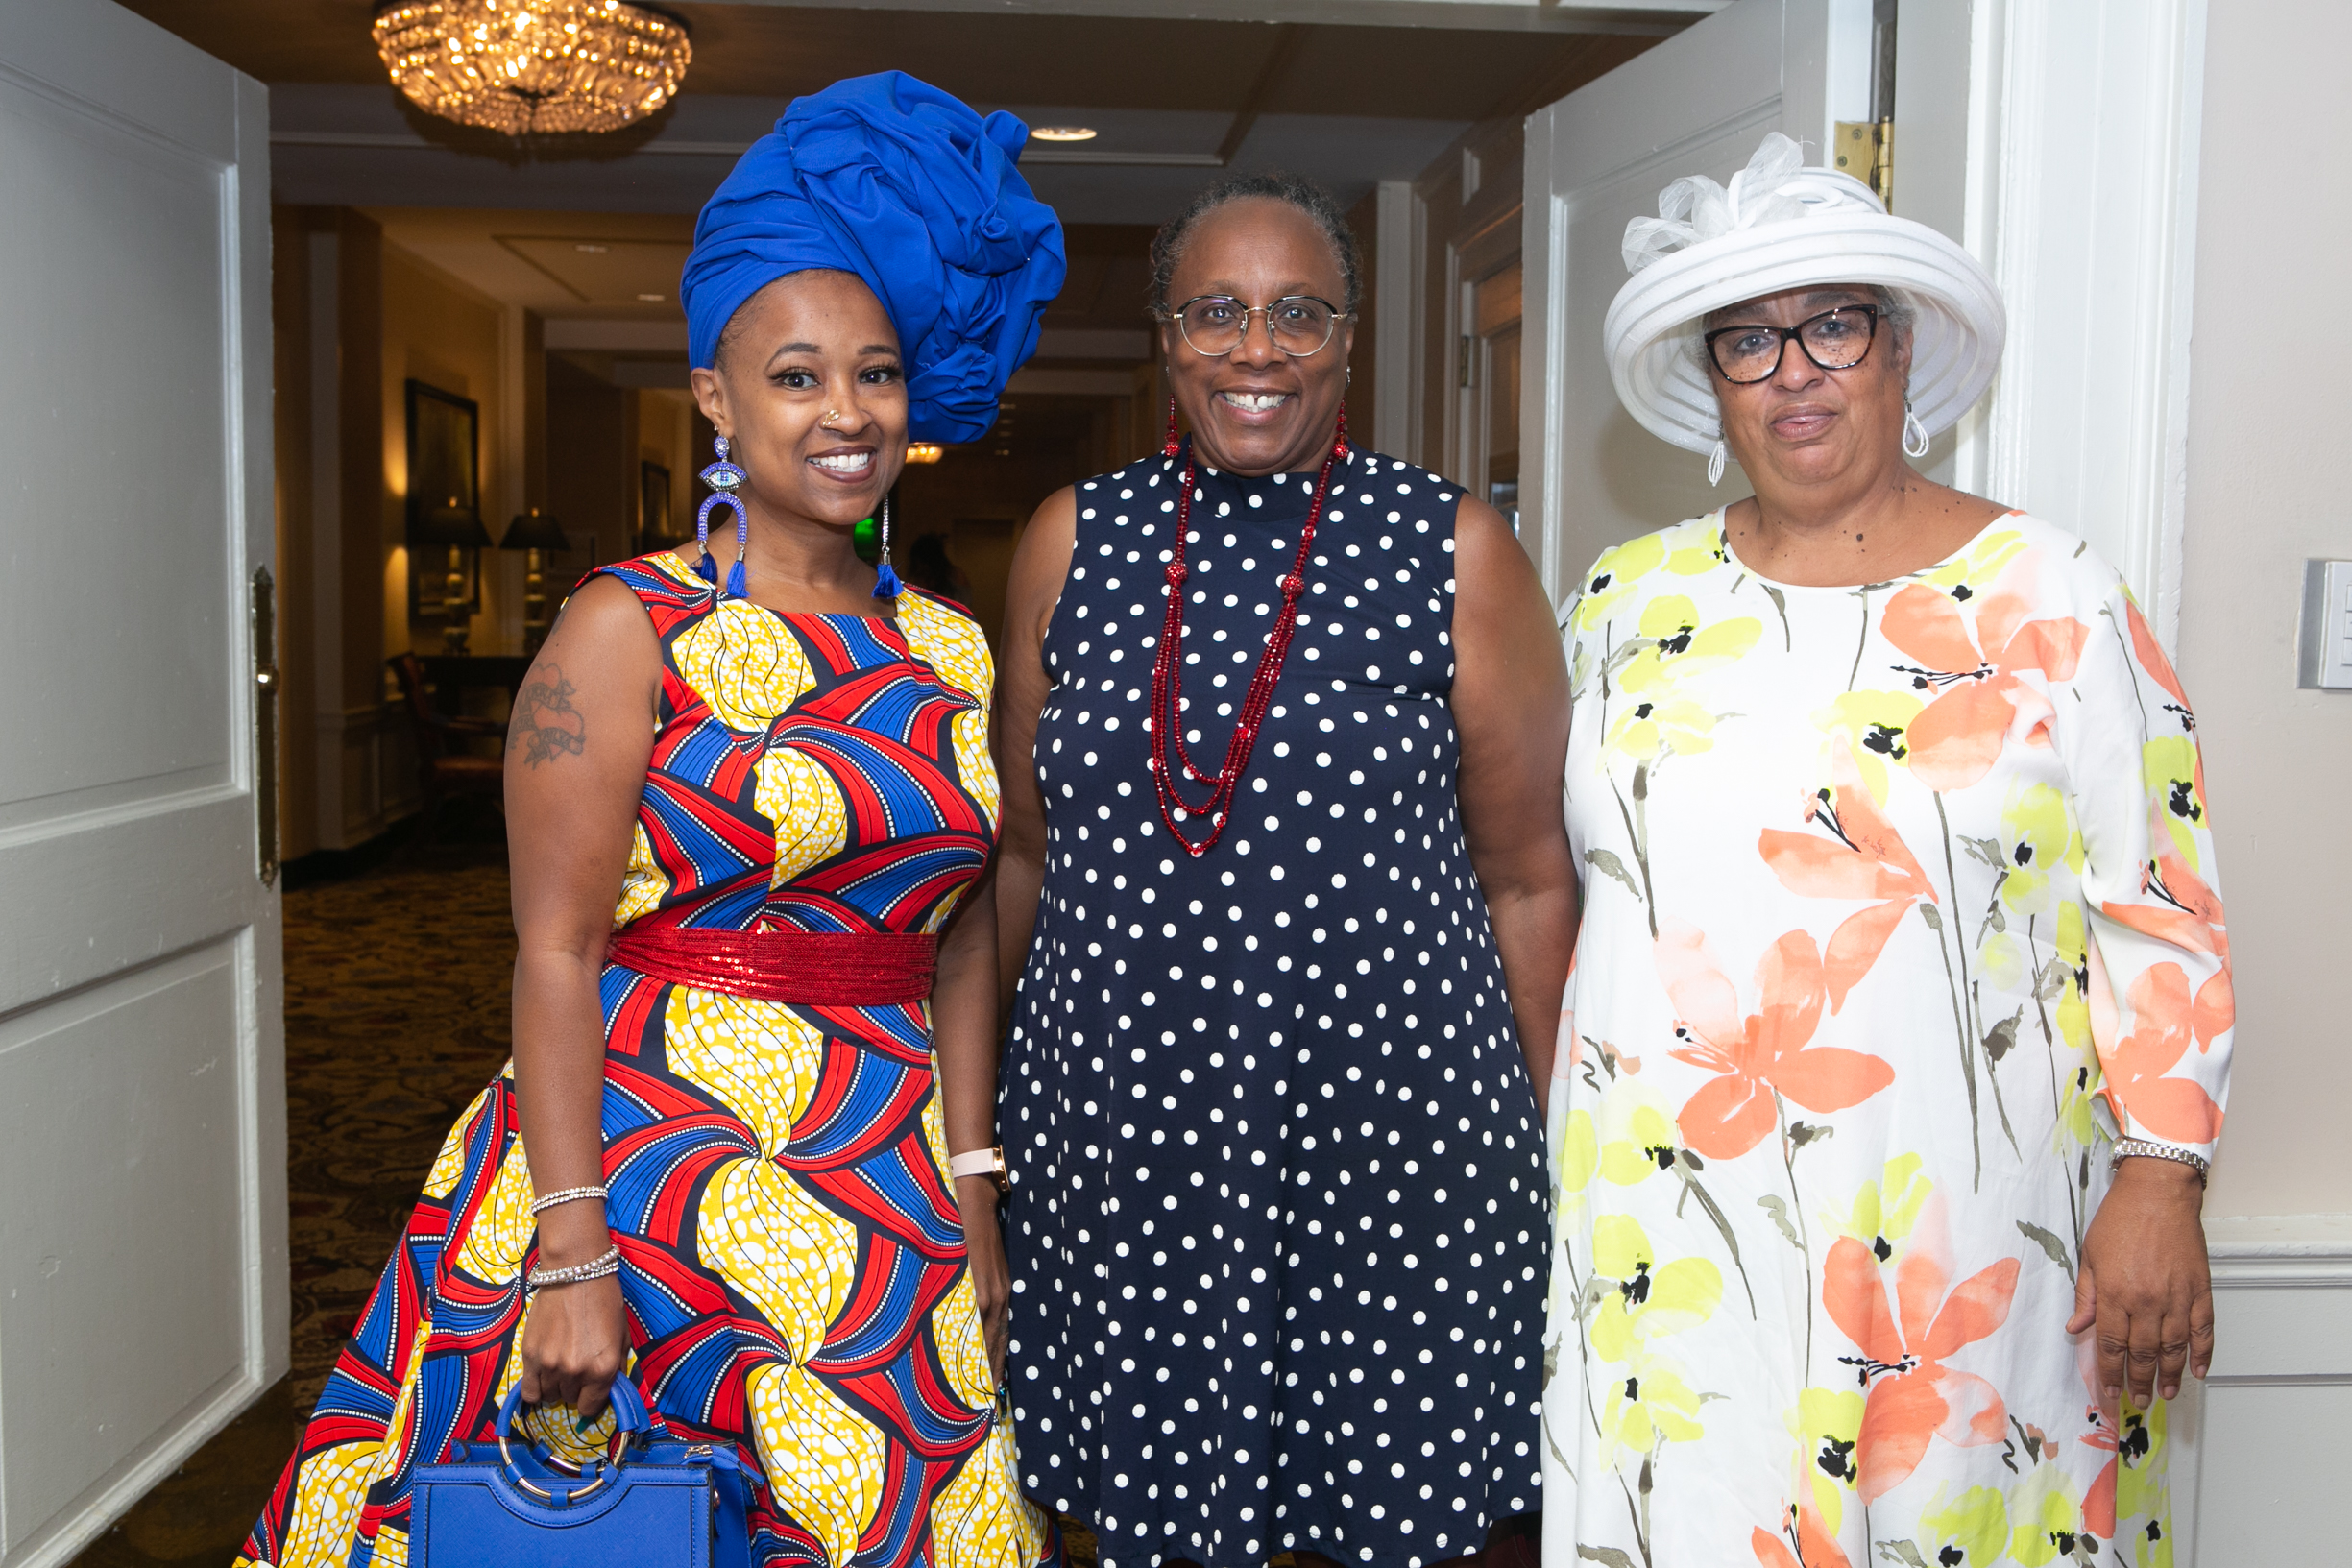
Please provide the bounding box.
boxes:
[253,566,280,887]
[1458,335,1476,389]
[1833,118,1894,209]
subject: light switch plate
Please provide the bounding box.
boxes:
[2297,559,2352,689]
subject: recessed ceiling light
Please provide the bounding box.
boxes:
[636,292,665,302]
[1031,126,1097,143]
[574,242,610,253]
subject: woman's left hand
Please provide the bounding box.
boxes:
[958,1175,1012,1384]
[2068,1155,2214,1425]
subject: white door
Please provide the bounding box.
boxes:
[1519,0,1876,602]
[0,4,282,1564]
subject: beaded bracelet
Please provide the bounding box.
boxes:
[2111,1138,2210,1186]
[528,1184,609,1217]
[527,1246,621,1291]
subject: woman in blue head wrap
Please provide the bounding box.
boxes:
[240,72,1066,1568]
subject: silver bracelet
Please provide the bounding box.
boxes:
[2111,1138,2210,1186]
[527,1245,621,1291]
[528,1184,609,1217]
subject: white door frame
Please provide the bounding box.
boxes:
[1943,0,2210,654]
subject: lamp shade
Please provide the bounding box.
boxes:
[501,508,571,551]
[411,500,494,549]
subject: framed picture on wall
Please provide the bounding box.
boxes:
[640,460,677,551]
[404,381,488,642]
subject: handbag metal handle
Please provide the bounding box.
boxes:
[493,1381,651,1505]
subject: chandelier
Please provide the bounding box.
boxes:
[373,0,691,136]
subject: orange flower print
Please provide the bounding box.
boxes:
[1759,743,1936,1011]
[1822,1222,2019,1503]
[1657,923,1897,1160]
[1879,557,2090,793]
[1752,1500,1853,1568]
[2096,962,2226,1145]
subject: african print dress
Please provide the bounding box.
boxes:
[1542,512,2232,1568]
[241,553,1057,1568]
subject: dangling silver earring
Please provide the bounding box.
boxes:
[1903,403,1930,458]
[1708,438,1728,487]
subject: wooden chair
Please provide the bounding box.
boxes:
[386,653,507,823]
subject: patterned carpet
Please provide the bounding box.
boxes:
[67,812,1106,1568]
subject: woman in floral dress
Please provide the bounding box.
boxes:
[1541,134,2231,1568]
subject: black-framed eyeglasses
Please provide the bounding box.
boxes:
[1703,304,1880,384]
[1161,294,1346,358]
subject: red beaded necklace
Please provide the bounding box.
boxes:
[1149,410,1350,856]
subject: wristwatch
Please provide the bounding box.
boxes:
[949,1146,1010,1198]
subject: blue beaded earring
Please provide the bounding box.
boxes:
[696,434,749,599]
[872,493,900,600]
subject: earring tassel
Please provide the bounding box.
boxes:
[872,561,901,599]
[725,558,747,598]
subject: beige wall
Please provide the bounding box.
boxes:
[2182,1,2352,1219]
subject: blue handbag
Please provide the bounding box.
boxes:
[411,1380,753,1568]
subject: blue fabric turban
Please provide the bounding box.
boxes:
[681,72,1067,446]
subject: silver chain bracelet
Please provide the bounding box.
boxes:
[2111,1138,2210,1186]
[528,1184,609,1217]
[526,1245,621,1291]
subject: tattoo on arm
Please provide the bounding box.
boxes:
[511,666,587,766]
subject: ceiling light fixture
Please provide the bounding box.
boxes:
[1030,126,1098,143]
[904,443,945,464]
[636,291,664,302]
[373,0,691,136]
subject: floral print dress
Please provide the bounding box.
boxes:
[1540,512,2231,1568]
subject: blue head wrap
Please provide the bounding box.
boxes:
[681,71,1066,446]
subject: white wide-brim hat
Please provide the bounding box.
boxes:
[1603,133,2006,454]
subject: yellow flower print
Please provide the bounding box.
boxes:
[1819,1153,1931,1262]
[1596,1343,1708,1467]
[1576,533,1665,631]
[1920,1482,2010,1566]
[2116,1399,2170,1546]
[2142,734,2206,868]
[1618,594,1763,696]
[1557,1107,1598,1210]
[2010,1462,2100,1566]
[1815,688,1927,803]
[1573,519,1725,631]
[2053,902,2095,1054]
[1588,1215,1723,1363]
[1785,1387,1865,1534]
[1979,929,2028,992]
[1920,525,2028,595]
[2000,781,2084,917]
[1604,695,1722,769]
[1595,1077,1685,1188]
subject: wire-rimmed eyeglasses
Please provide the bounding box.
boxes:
[1703,304,1880,384]
[1161,294,1346,358]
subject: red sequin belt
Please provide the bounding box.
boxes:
[604,925,937,1005]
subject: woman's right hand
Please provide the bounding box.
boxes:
[519,1206,629,1418]
[520,1271,629,1419]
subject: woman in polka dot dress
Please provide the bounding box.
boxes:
[983,175,1579,1568]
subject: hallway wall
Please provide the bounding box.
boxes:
[2172,1,2352,1551]
[2182,0,2352,1227]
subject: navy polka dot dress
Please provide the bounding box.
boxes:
[1002,448,1548,1568]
